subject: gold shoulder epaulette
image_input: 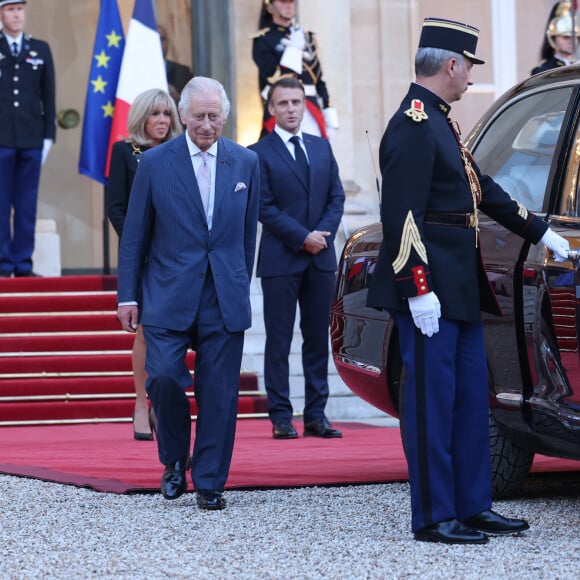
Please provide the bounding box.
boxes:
[250,27,270,39]
[404,99,429,123]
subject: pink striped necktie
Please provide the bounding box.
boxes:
[197,151,211,216]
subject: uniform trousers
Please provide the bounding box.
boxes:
[144,269,244,492]
[393,313,493,532]
[0,146,42,273]
[261,264,335,423]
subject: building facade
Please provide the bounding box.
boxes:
[23,0,558,271]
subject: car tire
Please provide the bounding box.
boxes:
[489,410,535,498]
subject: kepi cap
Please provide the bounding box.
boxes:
[0,0,27,7]
[419,17,485,65]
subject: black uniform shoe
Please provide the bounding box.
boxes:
[0,270,12,277]
[272,421,298,439]
[14,270,40,277]
[303,418,343,438]
[196,490,226,510]
[462,510,530,535]
[160,458,189,500]
[414,519,489,544]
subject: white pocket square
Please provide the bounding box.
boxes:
[234,182,247,192]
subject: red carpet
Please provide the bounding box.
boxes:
[0,420,577,494]
[0,274,268,424]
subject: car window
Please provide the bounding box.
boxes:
[558,107,580,217]
[472,87,573,212]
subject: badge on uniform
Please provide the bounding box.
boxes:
[404,99,428,123]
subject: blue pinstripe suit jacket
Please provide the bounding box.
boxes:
[117,134,260,332]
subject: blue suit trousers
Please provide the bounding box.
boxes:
[144,269,244,492]
[261,265,335,423]
[393,313,493,532]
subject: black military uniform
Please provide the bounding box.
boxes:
[0,2,56,276]
[252,24,331,138]
[531,54,568,75]
[366,82,547,321]
[367,17,548,543]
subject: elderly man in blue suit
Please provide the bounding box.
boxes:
[250,77,345,440]
[117,77,260,510]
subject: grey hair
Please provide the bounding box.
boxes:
[178,76,231,119]
[127,88,182,146]
[415,47,466,77]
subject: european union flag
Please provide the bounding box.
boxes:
[79,0,125,184]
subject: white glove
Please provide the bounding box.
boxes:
[41,139,53,165]
[408,291,441,337]
[280,27,306,74]
[541,228,570,262]
[289,27,306,51]
[323,107,339,130]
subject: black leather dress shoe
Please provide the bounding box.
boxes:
[462,510,530,535]
[272,421,298,439]
[196,490,226,510]
[0,270,12,278]
[14,270,40,277]
[303,418,343,438]
[414,519,489,544]
[160,458,189,500]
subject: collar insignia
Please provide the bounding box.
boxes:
[438,103,449,113]
[404,99,428,123]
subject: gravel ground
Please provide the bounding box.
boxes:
[1,473,579,579]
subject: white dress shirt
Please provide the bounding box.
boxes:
[274,125,310,163]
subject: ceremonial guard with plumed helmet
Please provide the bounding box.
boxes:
[532,0,580,74]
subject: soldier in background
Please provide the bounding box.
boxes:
[252,0,338,140]
[158,24,192,104]
[531,0,580,75]
[0,0,55,277]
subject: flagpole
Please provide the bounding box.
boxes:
[103,187,110,274]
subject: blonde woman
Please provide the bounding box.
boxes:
[107,88,182,440]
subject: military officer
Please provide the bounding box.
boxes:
[532,1,580,75]
[367,17,570,544]
[0,0,55,277]
[252,0,338,140]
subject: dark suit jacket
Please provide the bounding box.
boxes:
[117,134,260,333]
[0,32,56,149]
[165,59,192,95]
[249,130,345,277]
[106,141,150,238]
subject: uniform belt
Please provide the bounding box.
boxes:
[304,85,317,97]
[424,212,475,228]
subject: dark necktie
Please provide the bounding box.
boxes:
[11,42,18,57]
[290,135,309,183]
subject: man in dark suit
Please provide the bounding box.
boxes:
[117,76,260,511]
[367,17,569,544]
[0,0,55,277]
[250,77,345,440]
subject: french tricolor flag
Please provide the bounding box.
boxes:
[106,0,168,174]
